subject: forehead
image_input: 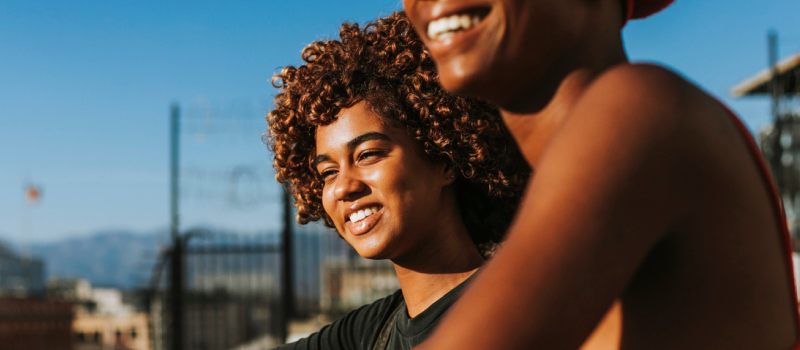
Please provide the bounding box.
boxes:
[315,102,392,153]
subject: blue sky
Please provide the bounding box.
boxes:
[1,0,798,243]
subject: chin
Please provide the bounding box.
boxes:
[350,238,393,261]
[435,58,502,102]
[353,248,390,261]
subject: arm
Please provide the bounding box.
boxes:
[417,65,697,349]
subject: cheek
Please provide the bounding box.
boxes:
[321,186,340,225]
[402,0,412,11]
[363,164,411,197]
[403,0,419,20]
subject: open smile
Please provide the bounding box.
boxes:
[426,6,490,42]
[345,205,384,236]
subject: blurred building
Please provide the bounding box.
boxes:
[47,278,150,350]
[320,259,398,317]
[146,226,406,349]
[733,48,800,242]
[183,292,270,350]
[0,297,74,350]
[48,278,97,314]
[0,246,70,349]
[48,278,93,301]
[73,313,149,350]
[148,233,281,350]
[0,244,45,296]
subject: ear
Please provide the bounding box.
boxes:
[439,161,457,186]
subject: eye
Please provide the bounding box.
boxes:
[357,150,386,163]
[318,168,338,182]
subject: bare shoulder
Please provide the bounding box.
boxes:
[565,63,721,152]
[538,64,722,226]
[589,63,699,106]
[582,64,700,122]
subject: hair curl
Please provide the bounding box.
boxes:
[265,11,530,256]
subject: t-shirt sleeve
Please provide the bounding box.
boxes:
[272,291,403,350]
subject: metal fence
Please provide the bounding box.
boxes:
[146,225,399,350]
[148,232,281,350]
[151,103,399,350]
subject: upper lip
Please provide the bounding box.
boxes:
[344,202,382,222]
[412,0,492,38]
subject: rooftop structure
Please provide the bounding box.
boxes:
[732,50,800,97]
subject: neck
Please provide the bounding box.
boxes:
[501,69,598,165]
[391,206,484,317]
[393,261,480,318]
[501,9,628,166]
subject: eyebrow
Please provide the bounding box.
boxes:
[314,132,392,169]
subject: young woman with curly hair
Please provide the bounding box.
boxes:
[402,0,800,349]
[265,11,529,350]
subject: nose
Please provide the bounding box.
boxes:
[333,168,366,201]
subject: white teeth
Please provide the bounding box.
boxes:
[460,16,471,29]
[349,206,381,223]
[427,13,483,41]
[448,17,460,31]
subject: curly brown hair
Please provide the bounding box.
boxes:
[265,11,530,256]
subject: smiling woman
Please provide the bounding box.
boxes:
[265,11,529,350]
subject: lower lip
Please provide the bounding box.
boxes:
[345,209,384,236]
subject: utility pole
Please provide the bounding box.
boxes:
[169,103,184,350]
[769,30,780,120]
[766,30,785,191]
[280,184,294,344]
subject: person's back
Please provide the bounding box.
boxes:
[401,0,800,348]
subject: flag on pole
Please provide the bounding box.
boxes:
[25,184,42,205]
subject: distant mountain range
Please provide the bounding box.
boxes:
[28,230,170,289]
[2,225,347,293]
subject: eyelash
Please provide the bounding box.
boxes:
[357,150,384,161]
[318,150,387,182]
[320,169,337,180]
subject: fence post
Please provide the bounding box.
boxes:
[169,103,184,350]
[281,184,294,343]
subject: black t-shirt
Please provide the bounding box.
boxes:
[274,276,472,350]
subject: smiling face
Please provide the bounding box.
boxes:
[315,101,457,260]
[403,0,597,109]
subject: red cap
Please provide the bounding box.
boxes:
[625,0,675,22]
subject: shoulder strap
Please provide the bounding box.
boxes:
[372,303,404,350]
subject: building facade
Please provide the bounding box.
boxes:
[0,244,45,296]
[0,297,74,350]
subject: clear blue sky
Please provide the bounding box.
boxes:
[1,0,798,243]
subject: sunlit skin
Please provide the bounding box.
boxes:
[315,101,484,317]
[404,0,800,349]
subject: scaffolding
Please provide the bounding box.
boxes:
[733,31,800,245]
